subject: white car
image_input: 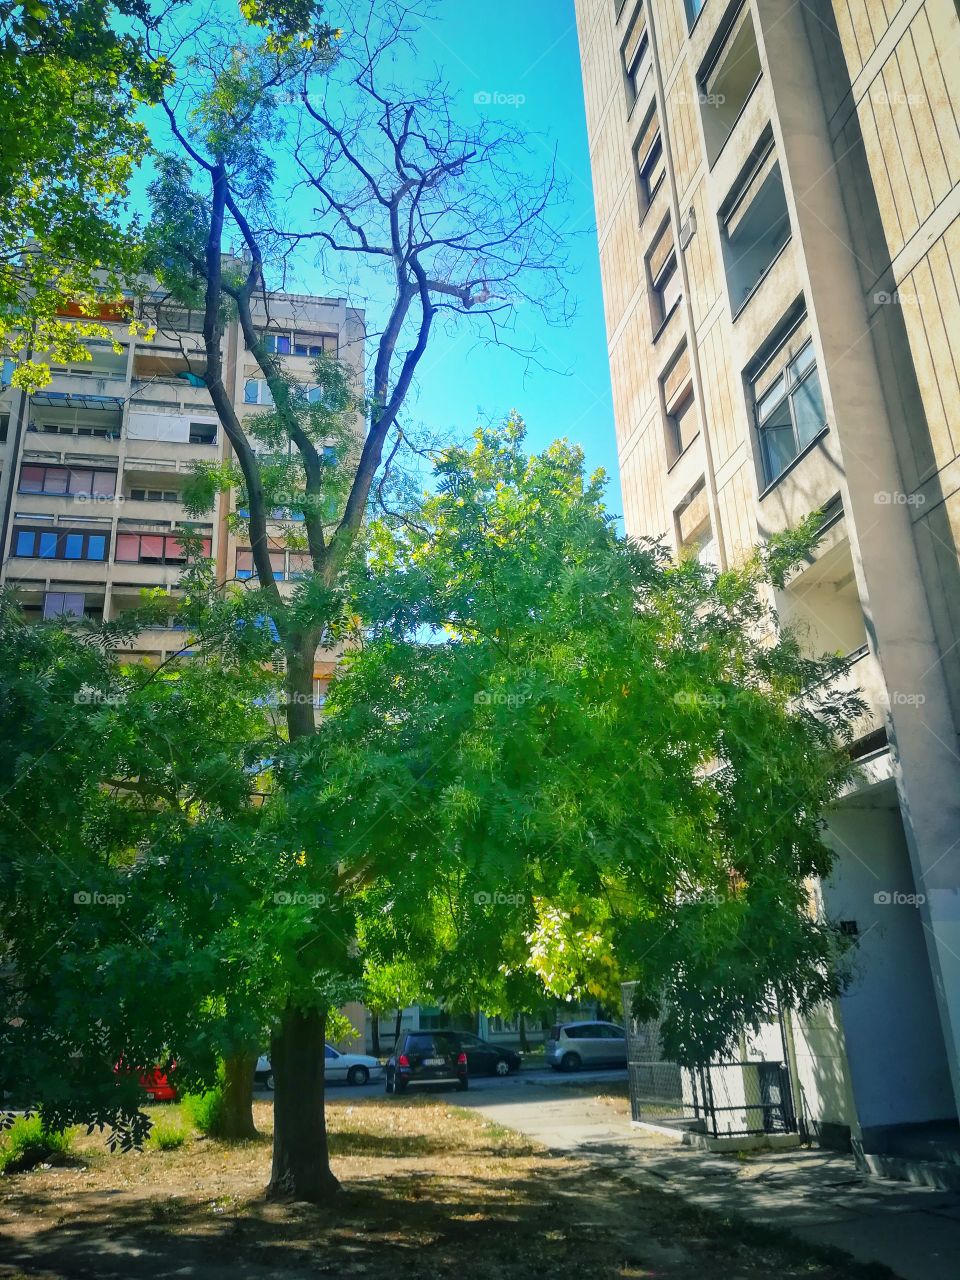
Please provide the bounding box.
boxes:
[254,1045,383,1090]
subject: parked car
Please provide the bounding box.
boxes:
[115,1059,177,1102]
[385,1030,469,1094]
[444,1030,521,1077]
[544,1021,627,1072]
[254,1045,383,1090]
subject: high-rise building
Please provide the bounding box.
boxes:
[576,0,960,1167]
[0,290,364,696]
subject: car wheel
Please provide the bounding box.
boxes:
[347,1065,369,1086]
[265,1072,275,1091]
[394,1077,408,1094]
[560,1052,581,1073]
[385,1070,393,1094]
[494,1059,510,1077]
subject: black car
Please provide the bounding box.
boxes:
[385,1030,469,1094]
[446,1030,521,1077]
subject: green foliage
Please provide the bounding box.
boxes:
[0,1115,72,1173]
[145,1117,187,1151]
[181,1089,226,1137]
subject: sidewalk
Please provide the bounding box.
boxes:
[457,1081,960,1280]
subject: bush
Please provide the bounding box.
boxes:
[0,1115,72,1174]
[145,1117,187,1151]
[181,1088,226,1137]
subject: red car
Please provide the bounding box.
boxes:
[115,1059,177,1102]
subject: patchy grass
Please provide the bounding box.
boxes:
[0,1116,72,1175]
[0,1097,896,1279]
[144,1117,187,1152]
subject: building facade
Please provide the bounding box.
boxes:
[576,0,960,1162]
[0,290,364,694]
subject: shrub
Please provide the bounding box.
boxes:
[181,1088,226,1137]
[0,1115,72,1174]
[145,1117,187,1151]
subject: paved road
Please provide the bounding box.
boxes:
[254,1065,628,1104]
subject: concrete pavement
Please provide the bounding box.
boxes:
[456,1079,960,1280]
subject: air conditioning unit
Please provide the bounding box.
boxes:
[679,207,696,251]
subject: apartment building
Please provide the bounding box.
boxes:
[0,290,364,699]
[576,0,960,1170]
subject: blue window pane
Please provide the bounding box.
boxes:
[39,532,58,558]
[86,535,106,560]
[64,533,84,559]
[237,569,252,579]
[15,530,35,556]
[244,380,259,403]
[793,369,826,448]
[790,342,816,380]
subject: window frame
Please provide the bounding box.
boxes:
[18,462,117,498]
[666,384,699,463]
[651,249,683,332]
[754,338,828,486]
[115,531,211,564]
[11,525,109,561]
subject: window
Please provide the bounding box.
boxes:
[261,333,291,355]
[18,463,116,498]
[115,532,211,563]
[42,592,85,619]
[12,526,108,561]
[720,130,791,313]
[685,0,706,28]
[699,6,762,165]
[188,421,217,445]
[647,220,682,332]
[236,548,288,581]
[128,488,180,502]
[667,388,698,457]
[633,107,664,218]
[293,332,338,357]
[244,378,275,407]
[661,345,698,463]
[35,421,120,440]
[622,7,649,106]
[0,414,8,442]
[753,332,827,485]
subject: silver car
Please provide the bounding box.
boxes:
[545,1020,628,1072]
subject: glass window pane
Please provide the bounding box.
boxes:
[140,535,164,560]
[116,533,139,561]
[244,379,259,403]
[790,341,816,380]
[39,531,58,557]
[792,368,826,447]
[42,593,64,618]
[19,465,44,492]
[164,537,186,561]
[64,533,84,559]
[756,376,787,423]
[86,535,106,560]
[93,471,116,496]
[68,469,92,495]
[15,530,35,555]
[760,400,797,482]
[43,468,68,494]
[63,593,85,616]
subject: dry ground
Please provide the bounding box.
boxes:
[0,1097,896,1280]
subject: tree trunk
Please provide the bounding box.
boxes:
[518,1013,529,1054]
[371,1011,381,1058]
[266,1005,339,1202]
[394,1006,403,1043]
[220,1050,259,1140]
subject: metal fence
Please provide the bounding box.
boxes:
[621,984,797,1139]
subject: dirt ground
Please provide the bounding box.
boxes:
[0,1097,896,1279]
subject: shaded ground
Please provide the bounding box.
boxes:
[0,1097,896,1279]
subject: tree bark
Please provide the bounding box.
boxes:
[518,1013,529,1054]
[266,1006,339,1202]
[220,1051,259,1140]
[371,1011,381,1058]
[394,1006,403,1043]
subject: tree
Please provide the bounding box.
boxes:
[144,0,568,1202]
[0,0,336,388]
[314,420,864,1067]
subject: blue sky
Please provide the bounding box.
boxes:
[388,1,621,513]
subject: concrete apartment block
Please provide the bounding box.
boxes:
[0,289,364,697]
[576,0,960,1169]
